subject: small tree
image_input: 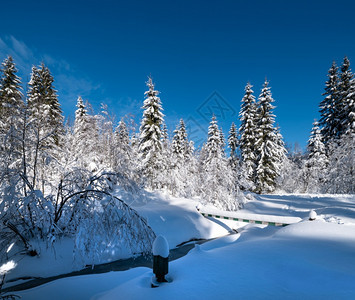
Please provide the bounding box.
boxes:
[304,121,328,193]
[199,116,241,210]
[73,97,101,170]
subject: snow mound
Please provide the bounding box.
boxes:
[274,220,355,242]
[152,235,169,258]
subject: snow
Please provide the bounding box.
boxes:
[8,193,355,299]
[152,235,169,258]
[309,209,317,220]
[5,191,228,284]
[199,205,302,225]
[131,192,229,248]
[0,261,17,276]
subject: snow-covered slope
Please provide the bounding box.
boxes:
[7,193,355,299]
[17,219,355,299]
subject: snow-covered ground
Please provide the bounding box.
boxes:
[5,193,355,299]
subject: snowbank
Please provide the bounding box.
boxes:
[9,193,355,299]
[198,205,302,226]
[17,220,355,299]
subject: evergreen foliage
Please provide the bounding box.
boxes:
[139,77,164,189]
[227,122,238,167]
[304,121,328,193]
[26,63,65,192]
[200,116,241,210]
[254,80,285,193]
[0,56,24,174]
[238,82,257,188]
[73,96,100,170]
[319,61,340,145]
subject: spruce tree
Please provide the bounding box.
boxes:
[326,131,354,194]
[27,63,64,146]
[172,119,188,159]
[319,61,339,145]
[228,122,238,166]
[73,97,100,170]
[170,119,196,196]
[254,80,283,194]
[0,56,24,171]
[338,56,355,137]
[113,119,133,179]
[0,56,23,130]
[238,82,257,188]
[304,121,328,193]
[200,115,241,210]
[139,77,164,189]
[27,64,64,190]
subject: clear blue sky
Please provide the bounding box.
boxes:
[1,0,355,150]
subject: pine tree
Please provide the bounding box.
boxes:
[254,80,283,194]
[0,56,24,172]
[96,103,115,169]
[139,77,164,189]
[319,61,339,145]
[26,64,64,191]
[338,56,355,137]
[172,119,188,159]
[161,122,169,147]
[0,56,23,130]
[326,131,355,194]
[238,82,257,187]
[27,64,64,144]
[200,115,241,210]
[169,119,197,196]
[228,122,238,165]
[73,97,100,170]
[113,118,133,179]
[304,121,328,193]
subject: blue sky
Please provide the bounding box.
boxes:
[1,0,355,150]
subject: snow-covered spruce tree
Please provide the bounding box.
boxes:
[0,56,23,132]
[326,103,355,194]
[228,122,238,164]
[238,82,257,190]
[0,56,24,174]
[199,115,241,210]
[227,122,242,186]
[156,121,172,190]
[26,63,64,193]
[73,97,101,171]
[254,80,285,194]
[277,154,304,193]
[172,119,189,159]
[326,131,355,194]
[139,77,164,189]
[319,61,340,146]
[169,119,197,197]
[95,103,115,170]
[338,56,355,138]
[304,121,328,193]
[162,122,169,147]
[113,118,135,182]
